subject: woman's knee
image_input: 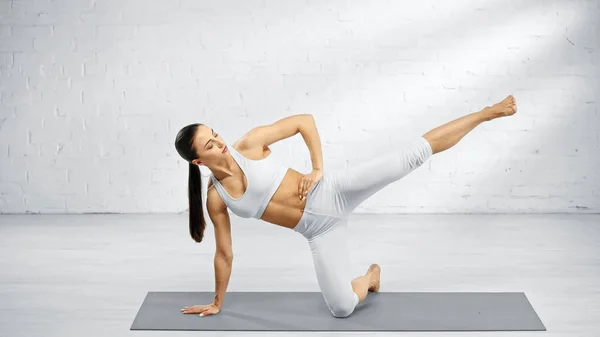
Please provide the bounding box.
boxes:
[401,136,433,169]
[329,303,355,318]
[327,292,358,318]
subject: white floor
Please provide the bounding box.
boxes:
[1,213,599,337]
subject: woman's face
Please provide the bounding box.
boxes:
[192,125,228,166]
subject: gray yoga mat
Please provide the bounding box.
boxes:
[131,291,546,331]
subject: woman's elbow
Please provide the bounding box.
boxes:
[216,251,233,262]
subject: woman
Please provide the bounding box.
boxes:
[176,95,517,318]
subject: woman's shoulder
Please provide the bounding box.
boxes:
[206,185,227,213]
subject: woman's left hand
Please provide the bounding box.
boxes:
[299,169,323,201]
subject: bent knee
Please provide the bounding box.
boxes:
[330,306,354,318]
[328,301,357,318]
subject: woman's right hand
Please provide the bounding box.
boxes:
[181,303,221,317]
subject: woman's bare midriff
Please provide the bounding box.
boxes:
[207,144,310,230]
[258,168,308,229]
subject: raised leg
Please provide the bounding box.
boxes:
[329,95,517,216]
[423,95,517,154]
[330,135,433,216]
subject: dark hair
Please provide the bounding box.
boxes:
[174,123,206,243]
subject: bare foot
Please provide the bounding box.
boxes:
[367,264,381,292]
[485,95,517,117]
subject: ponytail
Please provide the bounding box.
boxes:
[175,123,207,243]
[188,162,206,243]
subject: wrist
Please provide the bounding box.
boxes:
[213,296,223,309]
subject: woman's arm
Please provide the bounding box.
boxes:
[242,114,323,170]
[207,189,233,309]
[297,115,323,171]
[212,254,232,309]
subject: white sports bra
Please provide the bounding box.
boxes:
[209,145,289,219]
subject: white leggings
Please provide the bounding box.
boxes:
[292,136,433,318]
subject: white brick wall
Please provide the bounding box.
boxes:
[0,0,598,214]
